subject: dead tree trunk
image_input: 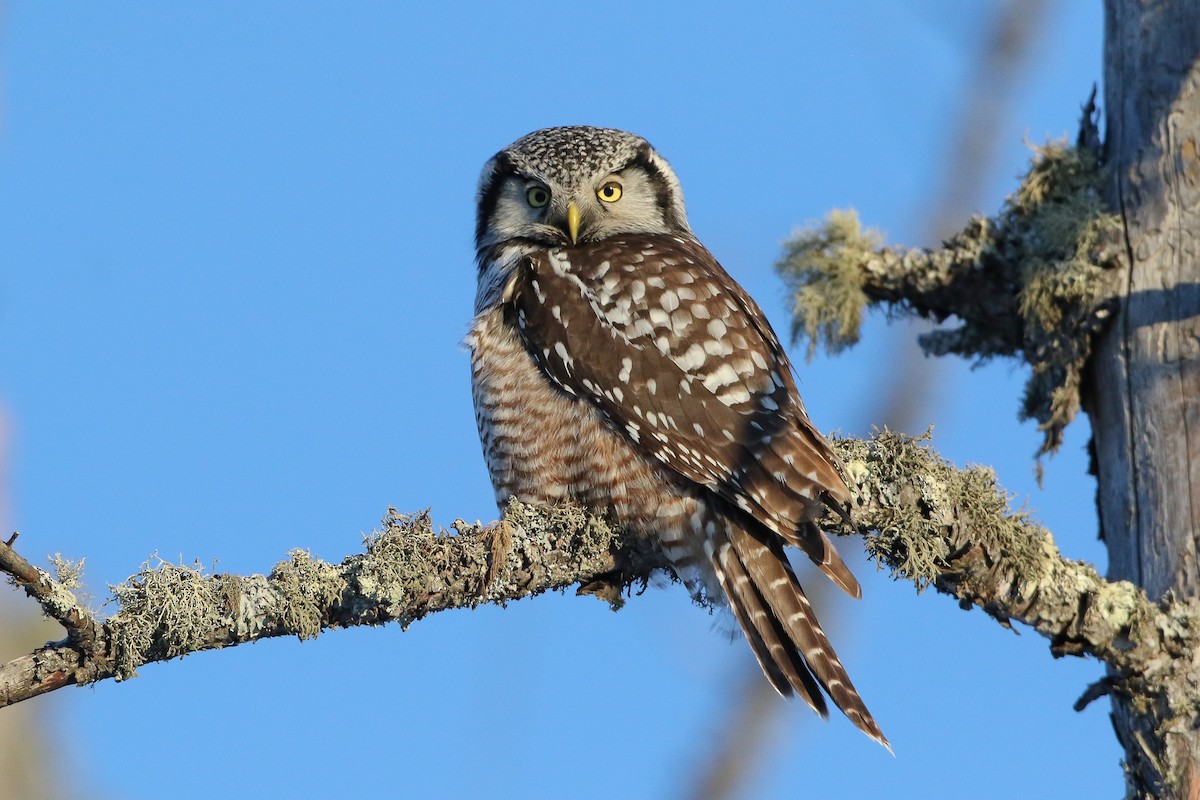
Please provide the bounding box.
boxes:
[1090,2,1200,796]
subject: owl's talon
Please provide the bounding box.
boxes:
[577,570,626,610]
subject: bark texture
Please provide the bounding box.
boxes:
[3,432,1196,743]
[1091,2,1200,796]
[0,505,668,707]
[776,6,1200,792]
[777,138,1123,458]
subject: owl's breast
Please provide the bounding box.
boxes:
[467,306,690,524]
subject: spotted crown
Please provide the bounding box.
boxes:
[495,126,648,190]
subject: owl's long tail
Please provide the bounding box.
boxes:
[710,522,891,751]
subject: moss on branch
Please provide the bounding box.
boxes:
[777,139,1123,456]
[4,431,1194,716]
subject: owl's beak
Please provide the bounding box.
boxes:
[566,201,581,244]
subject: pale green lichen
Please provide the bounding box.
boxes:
[107,556,228,680]
[1007,141,1121,452]
[499,499,673,611]
[776,209,876,360]
[269,549,344,640]
[49,553,85,591]
[38,553,92,620]
[835,430,1046,592]
[778,139,1120,457]
[502,499,610,555]
[353,509,445,623]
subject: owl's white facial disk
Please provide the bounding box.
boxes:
[475,126,691,254]
[481,165,674,251]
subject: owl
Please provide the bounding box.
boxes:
[467,126,887,748]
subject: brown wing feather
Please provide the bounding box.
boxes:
[497,233,885,746]
[506,235,859,595]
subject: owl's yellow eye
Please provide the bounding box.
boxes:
[526,186,550,208]
[597,181,623,203]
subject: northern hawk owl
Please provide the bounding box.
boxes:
[467,126,886,748]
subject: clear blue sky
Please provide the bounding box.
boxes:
[1,3,1111,798]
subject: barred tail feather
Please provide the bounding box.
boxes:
[712,535,828,716]
[794,522,862,600]
[720,524,891,751]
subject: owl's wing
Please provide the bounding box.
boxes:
[505,234,859,597]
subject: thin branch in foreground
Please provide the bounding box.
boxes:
[1,431,1195,730]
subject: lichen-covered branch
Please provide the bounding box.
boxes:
[0,536,101,655]
[841,430,1200,795]
[0,506,667,709]
[777,101,1124,455]
[3,431,1195,724]
[777,210,1023,360]
[835,432,1197,678]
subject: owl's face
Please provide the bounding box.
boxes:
[475,126,692,252]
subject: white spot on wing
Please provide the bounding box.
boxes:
[676,343,707,371]
[702,363,741,393]
[703,338,733,356]
[720,385,752,405]
[630,319,654,338]
[606,306,631,325]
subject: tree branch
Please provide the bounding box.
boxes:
[0,505,666,708]
[776,100,1126,455]
[0,536,101,653]
[3,431,1194,720]
[835,432,1196,671]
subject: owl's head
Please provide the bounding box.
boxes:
[475,126,691,252]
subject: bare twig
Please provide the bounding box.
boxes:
[0,539,100,651]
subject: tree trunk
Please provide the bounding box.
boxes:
[1090,1,1200,796]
